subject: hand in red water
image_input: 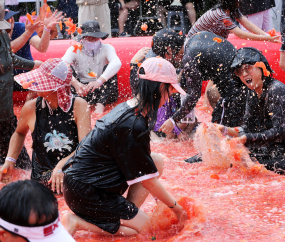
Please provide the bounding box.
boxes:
[159,119,174,134]
[234,135,247,144]
[0,161,15,184]
[48,165,64,194]
[172,204,188,224]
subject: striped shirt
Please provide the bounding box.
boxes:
[187,8,242,39]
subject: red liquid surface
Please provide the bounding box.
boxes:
[9,96,285,242]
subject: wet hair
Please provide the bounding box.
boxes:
[213,0,243,19]
[113,67,171,137]
[0,180,58,227]
[152,28,185,59]
[134,67,171,132]
[231,47,274,86]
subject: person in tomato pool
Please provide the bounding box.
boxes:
[0,180,75,242]
[217,47,285,174]
[0,58,91,194]
[62,20,122,113]
[61,57,188,236]
[184,0,281,109]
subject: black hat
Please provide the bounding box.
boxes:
[74,20,108,41]
[4,6,19,20]
[152,28,185,57]
[231,47,273,74]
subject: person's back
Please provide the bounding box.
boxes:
[188,7,241,39]
[63,101,151,194]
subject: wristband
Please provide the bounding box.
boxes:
[222,126,228,136]
[57,169,62,173]
[44,26,51,32]
[97,79,104,86]
[169,201,177,209]
[169,118,175,126]
[5,157,16,163]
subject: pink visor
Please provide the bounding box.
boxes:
[0,218,75,241]
[138,57,186,96]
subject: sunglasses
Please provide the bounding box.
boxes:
[234,64,254,77]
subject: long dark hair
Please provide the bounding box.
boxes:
[0,180,58,227]
[213,0,243,19]
[113,67,171,137]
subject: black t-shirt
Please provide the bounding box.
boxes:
[63,102,158,195]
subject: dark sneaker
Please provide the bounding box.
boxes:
[119,31,131,37]
[185,154,202,163]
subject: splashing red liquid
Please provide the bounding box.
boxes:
[6,96,285,241]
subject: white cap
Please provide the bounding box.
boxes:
[0,218,75,242]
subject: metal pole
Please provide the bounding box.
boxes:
[36,0,40,15]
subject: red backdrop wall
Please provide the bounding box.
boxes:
[29,34,284,98]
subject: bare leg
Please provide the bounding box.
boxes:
[118,0,140,34]
[185,2,196,26]
[202,80,214,107]
[157,5,167,27]
[62,211,148,236]
[126,153,164,208]
[280,51,285,72]
[94,103,105,113]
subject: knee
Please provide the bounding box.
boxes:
[151,152,164,176]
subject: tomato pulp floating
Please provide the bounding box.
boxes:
[8,96,285,241]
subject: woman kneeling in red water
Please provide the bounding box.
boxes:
[61,57,188,236]
[0,58,91,193]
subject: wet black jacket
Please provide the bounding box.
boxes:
[241,79,285,155]
[180,31,247,126]
[0,30,35,122]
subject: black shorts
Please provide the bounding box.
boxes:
[63,175,139,234]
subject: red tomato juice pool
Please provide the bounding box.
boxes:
[8,96,285,242]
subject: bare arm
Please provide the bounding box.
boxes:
[238,16,268,35]
[30,11,63,53]
[141,177,187,221]
[50,97,91,193]
[0,100,36,183]
[230,26,282,43]
[11,20,43,53]
[280,51,285,72]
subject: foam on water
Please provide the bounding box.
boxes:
[4,96,285,241]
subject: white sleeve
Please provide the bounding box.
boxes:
[62,46,77,64]
[100,44,122,81]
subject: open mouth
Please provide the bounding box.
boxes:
[245,78,252,85]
